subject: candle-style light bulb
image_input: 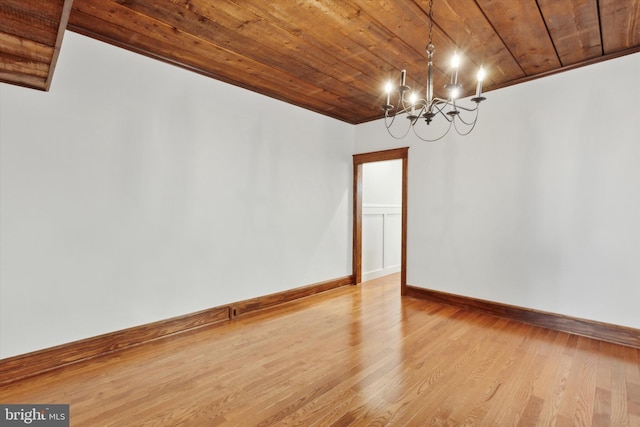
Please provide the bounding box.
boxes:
[451,53,460,85]
[476,67,485,98]
[477,66,486,81]
[385,81,393,93]
[385,81,393,105]
[451,53,461,68]
[409,92,418,114]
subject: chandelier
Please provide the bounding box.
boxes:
[382,0,487,142]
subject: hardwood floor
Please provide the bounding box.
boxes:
[1,274,639,426]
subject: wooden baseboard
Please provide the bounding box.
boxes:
[232,275,355,316]
[406,285,640,349]
[0,306,231,386]
[0,275,354,385]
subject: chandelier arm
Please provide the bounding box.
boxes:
[450,103,479,113]
[386,123,413,139]
[431,102,454,123]
[387,91,415,117]
[399,90,413,111]
[455,108,479,126]
[431,98,452,109]
[412,117,454,142]
[457,107,480,126]
[394,105,416,117]
[431,97,478,113]
[453,119,477,136]
[384,112,414,139]
[453,110,481,136]
[383,111,398,129]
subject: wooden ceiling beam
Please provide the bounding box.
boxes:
[46,0,74,90]
[0,0,73,91]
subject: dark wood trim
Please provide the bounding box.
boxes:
[0,275,353,385]
[232,275,354,316]
[353,148,409,165]
[0,306,230,386]
[406,285,640,349]
[45,0,74,91]
[352,147,409,292]
[400,154,408,296]
[485,46,640,95]
[353,162,363,284]
[0,71,46,90]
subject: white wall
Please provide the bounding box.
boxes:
[355,52,640,329]
[0,32,354,358]
[363,160,402,206]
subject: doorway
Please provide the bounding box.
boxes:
[361,160,402,281]
[352,147,408,294]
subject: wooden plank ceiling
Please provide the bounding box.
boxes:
[2,0,640,124]
[0,0,73,90]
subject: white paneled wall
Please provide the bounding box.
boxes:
[362,205,401,281]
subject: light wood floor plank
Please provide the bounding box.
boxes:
[1,273,639,426]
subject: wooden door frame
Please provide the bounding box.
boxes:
[353,147,409,295]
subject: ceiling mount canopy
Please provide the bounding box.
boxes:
[382,0,487,142]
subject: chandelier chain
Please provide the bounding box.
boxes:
[428,0,434,46]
